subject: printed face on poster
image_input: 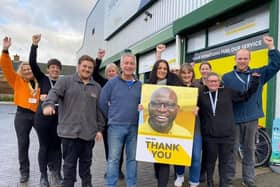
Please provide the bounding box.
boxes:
[136,84,198,166]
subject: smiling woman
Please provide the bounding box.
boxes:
[0,36,40,183]
[147,53,183,187]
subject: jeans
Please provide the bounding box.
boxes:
[103,125,125,172]
[62,138,95,187]
[175,134,202,185]
[106,124,138,187]
[14,110,35,176]
[228,120,258,183]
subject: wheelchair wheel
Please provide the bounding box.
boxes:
[237,128,271,167]
[255,128,271,167]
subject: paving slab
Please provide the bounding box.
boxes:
[0,104,279,187]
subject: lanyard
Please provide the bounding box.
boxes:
[208,90,218,116]
[234,71,250,90]
[48,77,55,88]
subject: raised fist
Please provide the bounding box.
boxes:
[97,48,105,60]
[263,35,275,50]
[3,37,11,50]
[32,34,41,45]
[156,44,166,53]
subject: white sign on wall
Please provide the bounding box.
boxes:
[208,5,269,46]
[187,30,206,53]
[139,43,177,74]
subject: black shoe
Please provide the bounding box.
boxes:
[199,173,206,183]
[119,170,125,180]
[51,171,63,186]
[242,181,257,187]
[82,183,93,187]
[20,174,29,183]
[40,175,50,187]
[207,181,214,187]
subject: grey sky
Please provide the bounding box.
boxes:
[0,0,96,65]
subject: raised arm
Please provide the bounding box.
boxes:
[29,34,45,81]
[94,48,105,74]
[0,37,17,87]
[155,44,166,61]
[256,36,280,83]
[92,49,107,87]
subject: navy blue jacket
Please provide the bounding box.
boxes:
[222,49,280,123]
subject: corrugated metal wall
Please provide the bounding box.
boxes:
[77,0,105,59]
[78,0,212,60]
[106,0,211,57]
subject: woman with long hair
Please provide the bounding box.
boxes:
[0,37,40,183]
[148,58,183,187]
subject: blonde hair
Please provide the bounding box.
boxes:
[105,63,119,79]
[16,62,31,77]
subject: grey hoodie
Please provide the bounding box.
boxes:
[43,73,105,141]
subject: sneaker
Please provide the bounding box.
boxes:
[174,175,184,187]
[242,180,257,187]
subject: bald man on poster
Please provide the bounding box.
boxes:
[139,87,192,137]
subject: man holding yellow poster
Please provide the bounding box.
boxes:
[136,84,198,166]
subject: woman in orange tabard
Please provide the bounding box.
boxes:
[0,37,40,183]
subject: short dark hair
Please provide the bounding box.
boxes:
[47,58,62,70]
[78,55,95,66]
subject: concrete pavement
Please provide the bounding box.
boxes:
[0,103,279,187]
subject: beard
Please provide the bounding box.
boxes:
[148,117,173,133]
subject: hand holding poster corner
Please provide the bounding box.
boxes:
[136,84,198,166]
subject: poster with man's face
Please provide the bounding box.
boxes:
[136,84,198,166]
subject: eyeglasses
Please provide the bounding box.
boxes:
[150,101,177,110]
[207,79,220,83]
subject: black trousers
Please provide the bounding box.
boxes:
[103,125,124,172]
[200,141,207,178]
[34,116,61,175]
[205,141,234,187]
[154,163,170,187]
[62,138,95,187]
[14,110,35,176]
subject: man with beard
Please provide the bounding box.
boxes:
[139,87,191,137]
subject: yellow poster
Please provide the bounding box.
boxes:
[136,84,198,166]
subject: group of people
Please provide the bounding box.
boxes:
[0,34,280,187]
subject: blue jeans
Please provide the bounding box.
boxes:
[175,134,202,185]
[228,120,258,183]
[106,124,138,187]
